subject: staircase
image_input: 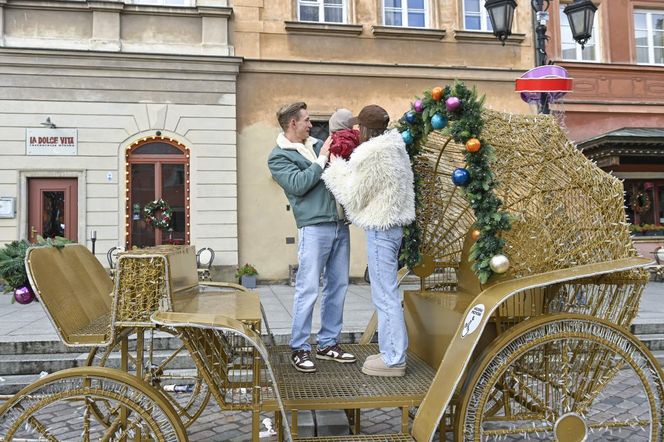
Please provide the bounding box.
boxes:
[0,334,192,395]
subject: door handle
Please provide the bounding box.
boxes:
[30,226,37,241]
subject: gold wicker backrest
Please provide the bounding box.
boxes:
[25,244,113,344]
[113,245,199,326]
[416,110,637,285]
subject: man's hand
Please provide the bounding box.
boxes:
[321,136,332,157]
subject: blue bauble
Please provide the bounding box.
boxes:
[401,130,414,144]
[431,113,448,130]
[405,111,416,124]
[452,168,470,186]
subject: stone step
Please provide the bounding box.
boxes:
[651,350,664,366]
[0,373,42,396]
[0,333,185,355]
[0,349,197,376]
[632,322,664,336]
[0,352,86,376]
[0,368,203,396]
[636,334,664,351]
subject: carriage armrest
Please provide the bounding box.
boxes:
[199,281,249,292]
[171,288,261,325]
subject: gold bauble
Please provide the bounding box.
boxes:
[489,254,510,274]
[470,229,481,241]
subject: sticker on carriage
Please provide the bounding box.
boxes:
[461,304,485,338]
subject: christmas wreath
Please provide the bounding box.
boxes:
[397,81,512,284]
[143,199,173,229]
[631,192,651,213]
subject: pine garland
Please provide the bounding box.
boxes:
[397,81,512,284]
[0,236,73,293]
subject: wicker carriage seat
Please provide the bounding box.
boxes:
[25,244,114,347]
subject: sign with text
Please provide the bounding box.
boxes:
[26,128,78,156]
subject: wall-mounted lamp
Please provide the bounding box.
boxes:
[40,117,56,129]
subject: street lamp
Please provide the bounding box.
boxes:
[485,0,598,113]
[485,0,518,44]
[563,0,598,49]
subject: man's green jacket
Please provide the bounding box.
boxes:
[268,139,342,228]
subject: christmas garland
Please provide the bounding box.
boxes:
[631,192,651,214]
[397,81,512,284]
[143,198,173,230]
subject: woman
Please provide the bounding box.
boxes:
[322,104,415,377]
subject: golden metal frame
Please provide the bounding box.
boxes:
[6,110,664,442]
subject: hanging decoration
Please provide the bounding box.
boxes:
[631,192,651,214]
[397,81,512,283]
[143,199,173,230]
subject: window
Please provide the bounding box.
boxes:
[298,0,346,23]
[383,0,427,28]
[463,0,492,31]
[634,10,664,65]
[560,5,599,61]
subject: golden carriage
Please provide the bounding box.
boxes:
[1,108,663,442]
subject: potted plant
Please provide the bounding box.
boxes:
[0,236,72,304]
[236,263,258,289]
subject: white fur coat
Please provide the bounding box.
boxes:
[322,129,416,230]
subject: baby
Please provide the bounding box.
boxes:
[328,108,360,160]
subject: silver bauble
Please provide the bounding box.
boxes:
[489,254,510,274]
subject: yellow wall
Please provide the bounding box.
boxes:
[234,0,536,279]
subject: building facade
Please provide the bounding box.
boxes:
[233,0,536,280]
[0,0,240,274]
[545,0,664,256]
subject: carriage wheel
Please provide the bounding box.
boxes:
[0,367,187,441]
[456,314,664,441]
[86,326,210,429]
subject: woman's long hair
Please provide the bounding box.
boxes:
[359,125,387,143]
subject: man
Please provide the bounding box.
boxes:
[268,102,356,373]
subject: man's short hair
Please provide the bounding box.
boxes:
[277,102,307,131]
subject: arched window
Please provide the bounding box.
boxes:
[125,137,190,248]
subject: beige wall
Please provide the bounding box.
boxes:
[0,1,240,270]
[234,0,537,279]
[1,0,232,55]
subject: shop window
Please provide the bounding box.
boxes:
[463,0,492,32]
[560,4,599,61]
[298,0,346,23]
[634,10,664,65]
[625,180,664,235]
[383,0,427,28]
[126,139,190,248]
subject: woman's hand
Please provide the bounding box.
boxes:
[321,136,333,158]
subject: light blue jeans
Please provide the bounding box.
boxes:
[366,226,407,366]
[290,221,350,351]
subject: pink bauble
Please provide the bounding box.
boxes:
[446,96,461,112]
[413,100,424,113]
[14,285,35,305]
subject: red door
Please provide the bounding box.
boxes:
[127,140,189,248]
[28,178,78,242]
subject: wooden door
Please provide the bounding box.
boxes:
[28,178,78,242]
[127,140,189,249]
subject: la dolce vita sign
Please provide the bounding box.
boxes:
[26,128,78,156]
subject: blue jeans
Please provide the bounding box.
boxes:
[291,221,350,351]
[366,226,407,366]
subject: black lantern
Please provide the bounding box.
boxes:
[485,0,518,45]
[563,0,597,49]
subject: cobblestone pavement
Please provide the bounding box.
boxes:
[0,367,655,441]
